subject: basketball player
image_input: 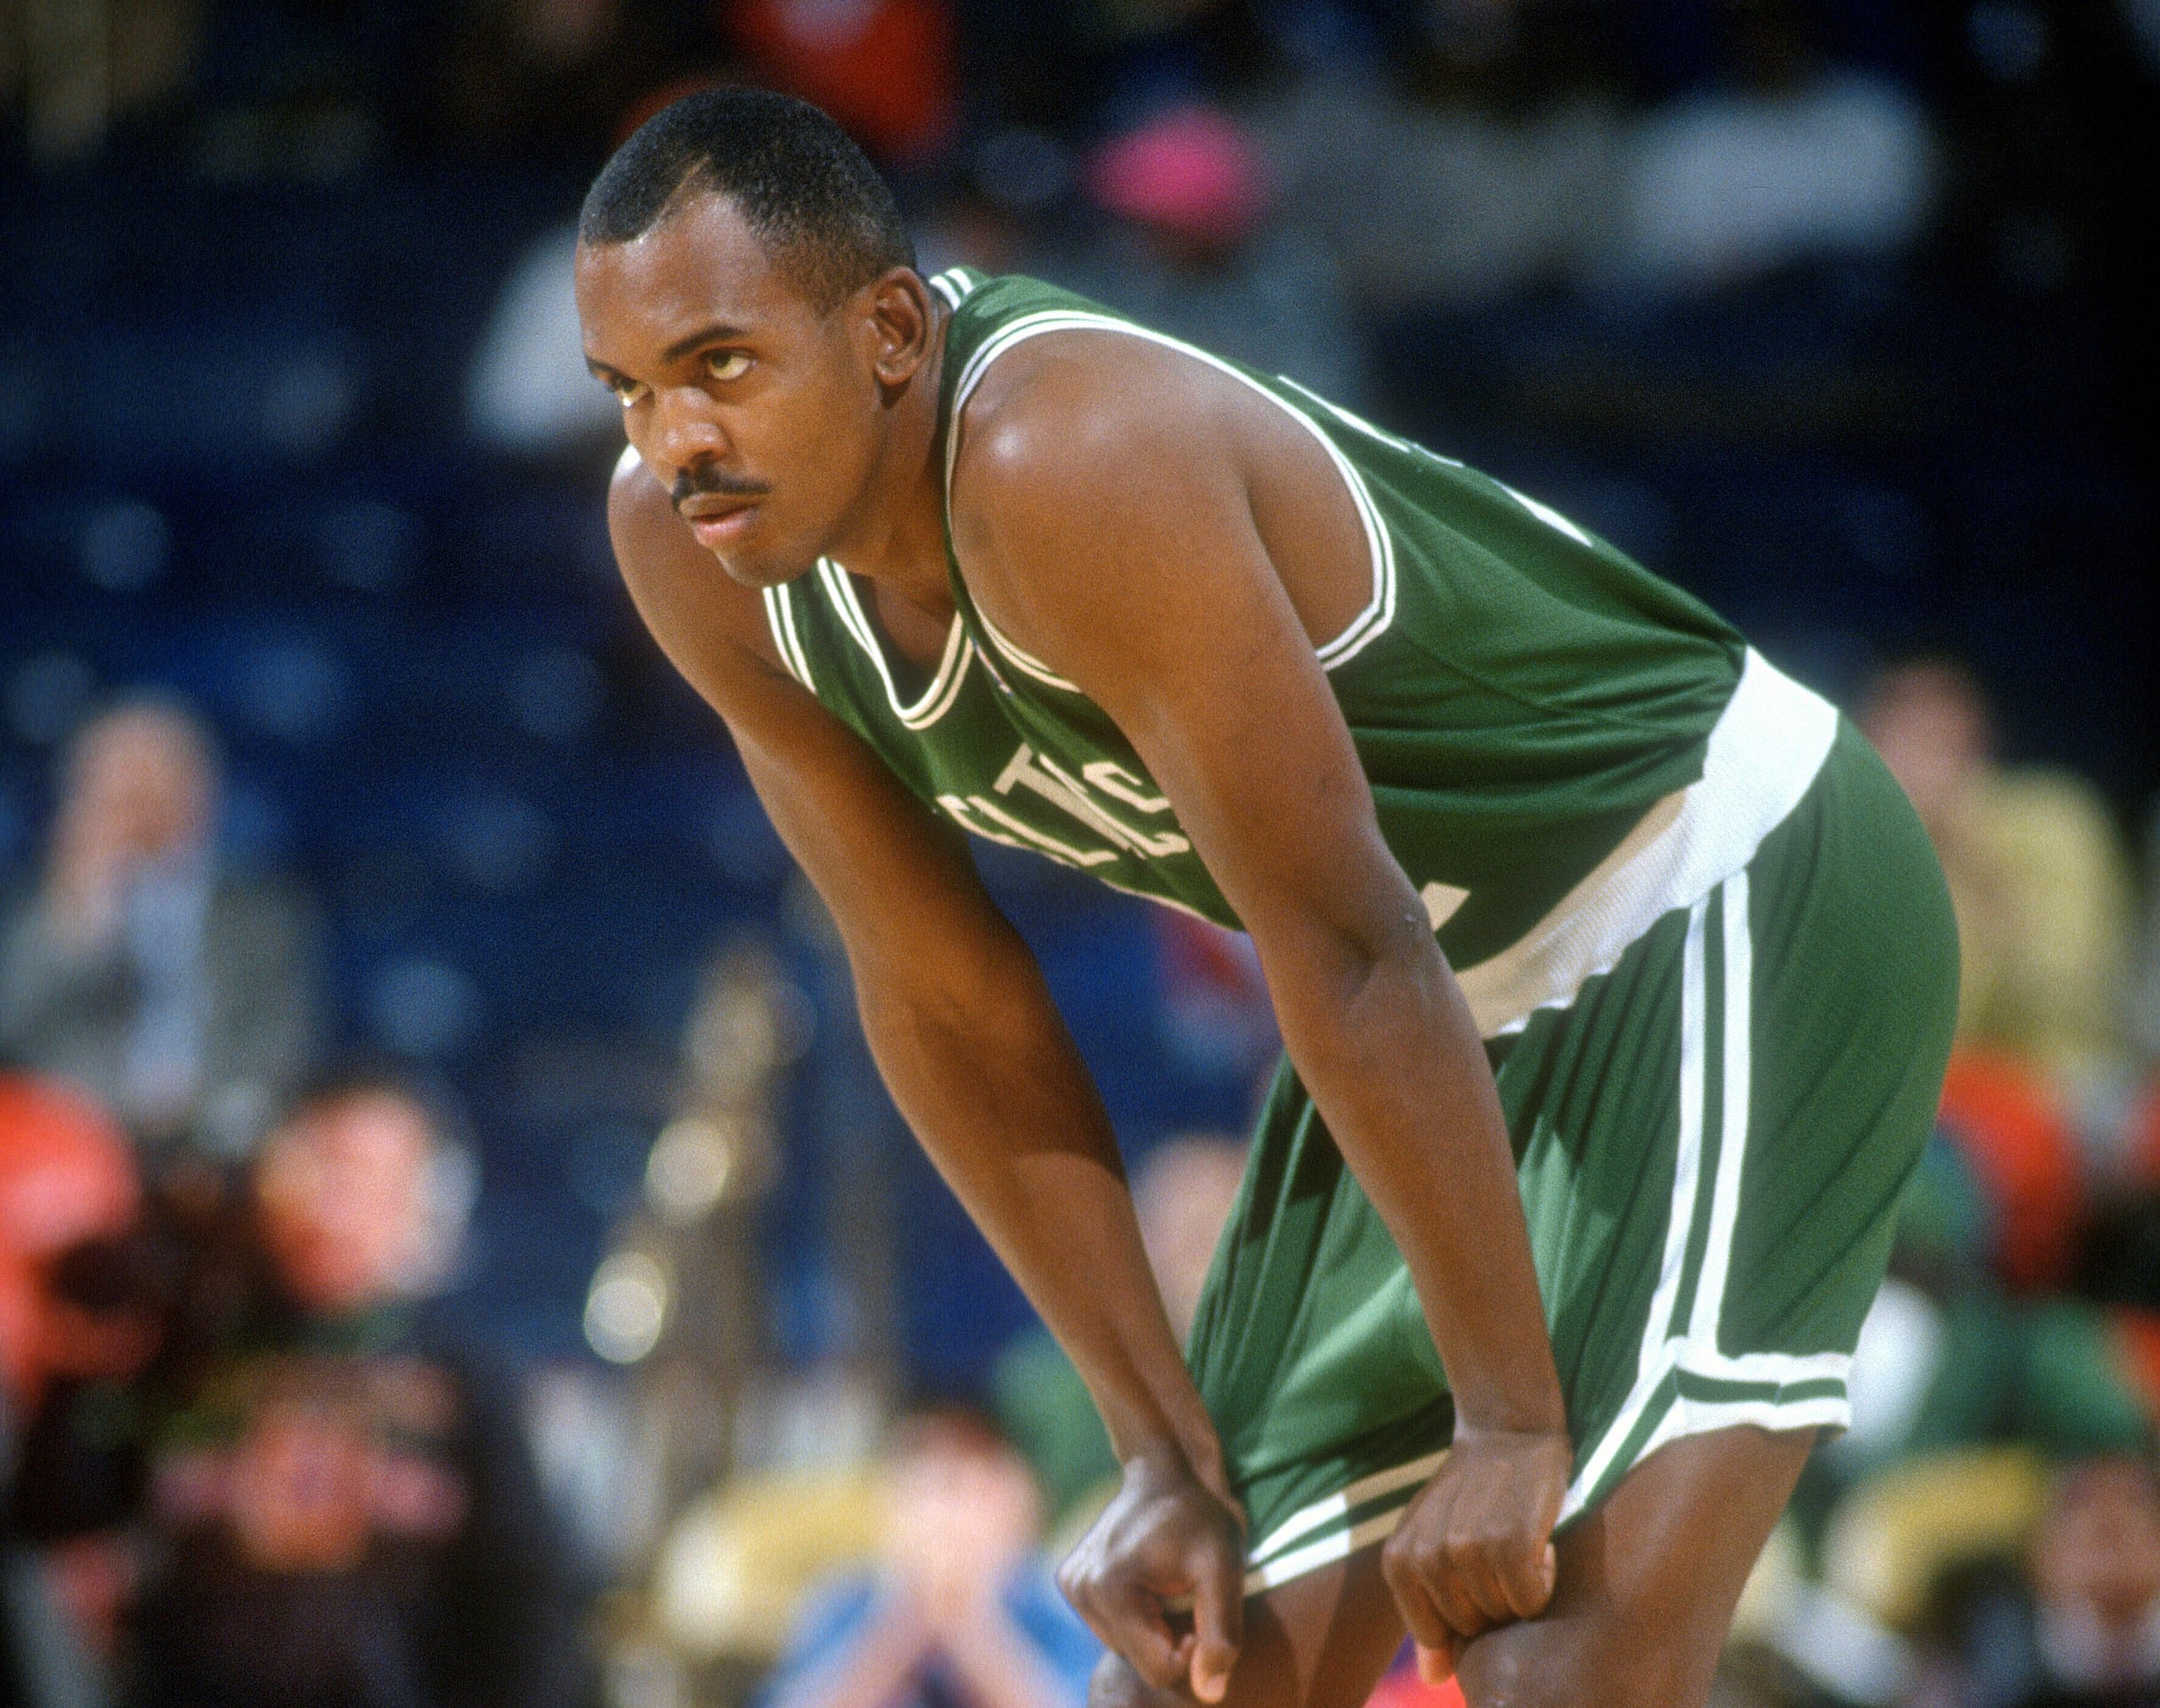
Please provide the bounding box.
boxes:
[572,89,1959,1708]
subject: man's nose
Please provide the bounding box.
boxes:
[650,385,729,473]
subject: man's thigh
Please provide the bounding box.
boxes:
[1089,1422,1810,1708]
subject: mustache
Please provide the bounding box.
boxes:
[671,467,772,507]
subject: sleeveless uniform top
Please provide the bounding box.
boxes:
[755,269,1840,1038]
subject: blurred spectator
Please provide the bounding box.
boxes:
[123,1070,586,1708]
[1,1073,153,1708]
[1938,1051,2085,1296]
[0,1076,148,1418]
[248,1074,474,1314]
[0,699,323,1163]
[1,0,207,161]
[1780,1129,2152,1612]
[1599,68,1936,295]
[756,1401,1100,1708]
[1060,103,1371,410]
[1153,911,1278,1090]
[993,1132,1245,1535]
[1250,70,1620,313]
[1922,1453,2160,1708]
[1,1076,164,1573]
[2024,1455,2160,1705]
[2136,807,2160,1066]
[1132,1133,1246,1351]
[1860,660,2135,1117]
[723,0,957,167]
[468,219,628,460]
[2084,1097,2160,1426]
[1253,28,1935,314]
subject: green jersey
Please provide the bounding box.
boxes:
[755,269,1841,1037]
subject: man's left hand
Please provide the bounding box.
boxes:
[1379,1426,1572,1680]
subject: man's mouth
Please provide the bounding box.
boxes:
[678,494,762,546]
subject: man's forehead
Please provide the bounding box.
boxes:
[575,193,797,347]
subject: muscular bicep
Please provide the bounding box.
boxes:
[607,453,1021,992]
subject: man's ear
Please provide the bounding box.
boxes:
[865,267,937,390]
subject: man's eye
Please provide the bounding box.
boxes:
[705,351,751,383]
[606,377,647,407]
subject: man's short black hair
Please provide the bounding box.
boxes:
[579,86,915,309]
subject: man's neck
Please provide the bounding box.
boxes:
[820,295,956,623]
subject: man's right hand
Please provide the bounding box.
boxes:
[1057,1444,1247,1704]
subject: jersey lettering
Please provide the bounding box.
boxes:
[1082,761,1172,813]
[995,744,1192,859]
[939,792,1116,866]
[938,744,1192,867]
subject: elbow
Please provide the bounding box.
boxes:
[1264,895,1451,1060]
[852,926,1037,1056]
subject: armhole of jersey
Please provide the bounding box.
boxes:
[761,584,816,692]
[941,310,1397,677]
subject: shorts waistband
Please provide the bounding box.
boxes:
[1456,648,1839,1038]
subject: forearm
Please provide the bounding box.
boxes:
[856,948,1219,1479]
[1267,909,1563,1435]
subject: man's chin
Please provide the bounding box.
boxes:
[707,543,815,591]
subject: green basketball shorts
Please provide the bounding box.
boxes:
[1184,719,1960,1594]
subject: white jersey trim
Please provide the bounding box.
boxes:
[814,556,975,730]
[1457,648,1839,1040]
[943,309,1398,682]
[927,267,981,310]
[761,584,817,692]
[812,553,976,730]
[1248,1450,1448,1576]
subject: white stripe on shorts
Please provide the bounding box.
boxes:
[1555,873,1844,1521]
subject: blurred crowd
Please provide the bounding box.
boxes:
[5,1,2160,1706]
[5,0,2158,404]
[0,700,587,1707]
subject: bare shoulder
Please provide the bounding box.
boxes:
[950,331,1236,517]
[943,326,1369,666]
[605,448,787,707]
[945,331,1252,612]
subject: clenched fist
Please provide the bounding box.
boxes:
[1380,1426,1572,1683]
[1058,1444,1249,1703]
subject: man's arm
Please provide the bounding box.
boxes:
[950,338,1571,1668]
[607,459,1247,1696]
